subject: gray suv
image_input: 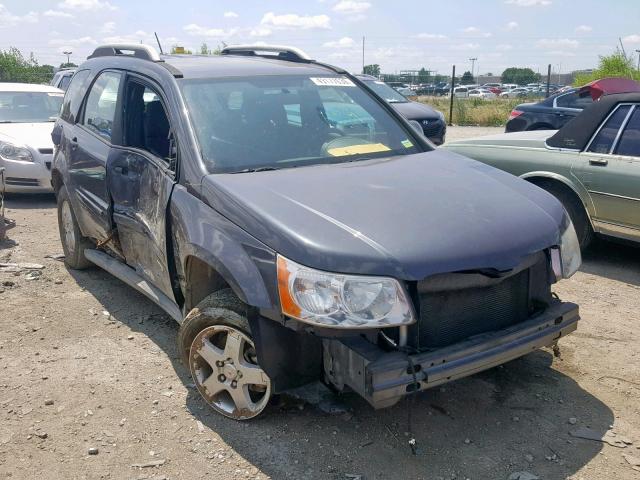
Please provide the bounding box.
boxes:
[51,44,581,420]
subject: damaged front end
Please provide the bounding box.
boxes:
[322,250,579,409]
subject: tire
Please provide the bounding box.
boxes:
[537,180,594,250]
[178,289,272,420]
[57,185,93,269]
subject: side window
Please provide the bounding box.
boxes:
[83,71,121,142]
[587,105,632,154]
[58,74,72,91]
[614,106,640,157]
[60,69,90,123]
[556,92,593,109]
[122,80,173,165]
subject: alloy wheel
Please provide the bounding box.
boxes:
[189,325,271,420]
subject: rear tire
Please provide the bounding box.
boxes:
[57,185,93,269]
[536,180,594,250]
[178,289,272,420]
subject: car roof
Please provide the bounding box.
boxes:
[166,54,339,79]
[354,74,378,81]
[547,92,640,150]
[81,45,347,84]
[0,83,64,93]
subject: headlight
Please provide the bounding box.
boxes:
[553,214,582,279]
[435,110,445,121]
[277,255,415,328]
[0,140,33,162]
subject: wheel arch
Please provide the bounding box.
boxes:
[51,168,64,195]
[520,172,595,230]
[182,251,249,313]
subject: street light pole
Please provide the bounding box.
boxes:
[469,57,477,80]
[62,51,72,66]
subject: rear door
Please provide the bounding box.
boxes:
[106,74,177,299]
[553,90,593,124]
[67,70,122,241]
[575,103,640,240]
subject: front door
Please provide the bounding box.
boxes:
[107,76,177,299]
[575,103,640,240]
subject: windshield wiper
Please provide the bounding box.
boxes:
[230,166,280,174]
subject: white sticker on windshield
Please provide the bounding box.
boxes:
[48,93,64,97]
[310,77,355,87]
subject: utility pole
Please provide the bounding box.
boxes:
[636,49,640,71]
[448,65,456,126]
[362,36,365,74]
[63,51,72,66]
[469,57,477,81]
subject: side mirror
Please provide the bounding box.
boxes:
[408,120,424,137]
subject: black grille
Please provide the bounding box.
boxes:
[422,121,445,139]
[417,269,530,349]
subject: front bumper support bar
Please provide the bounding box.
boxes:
[323,301,579,409]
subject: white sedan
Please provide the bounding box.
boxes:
[0,83,63,193]
[468,89,497,99]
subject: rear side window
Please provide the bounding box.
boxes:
[83,71,121,142]
[58,74,72,91]
[556,92,593,109]
[614,106,640,157]
[587,105,632,154]
[60,69,90,123]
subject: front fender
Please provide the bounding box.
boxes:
[169,185,277,312]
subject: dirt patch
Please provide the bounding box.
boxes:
[0,179,639,479]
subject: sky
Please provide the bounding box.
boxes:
[1,0,639,77]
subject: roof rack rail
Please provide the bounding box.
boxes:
[88,44,162,62]
[220,44,313,62]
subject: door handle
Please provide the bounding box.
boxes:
[589,158,608,166]
[70,137,78,151]
[113,165,128,175]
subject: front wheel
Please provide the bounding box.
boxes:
[178,290,272,420]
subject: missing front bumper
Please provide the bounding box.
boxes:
[323,301,579,409]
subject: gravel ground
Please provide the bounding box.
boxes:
[1,126,639,480]
[445,125,504,142]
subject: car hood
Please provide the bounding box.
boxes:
[390,101,440,120]
[446,129,556,150]
[202,150,565,280]
[0,122,55,150]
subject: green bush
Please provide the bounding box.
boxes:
[0,47,54,84]
[415,96,526,126]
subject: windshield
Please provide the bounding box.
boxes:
[0,91,63,123]
[180,75,423,173]
[363,80,408,103]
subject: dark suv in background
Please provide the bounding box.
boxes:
[355,74,447,144]
[52,43,580,420]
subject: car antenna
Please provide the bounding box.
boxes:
[154,32,164,55]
